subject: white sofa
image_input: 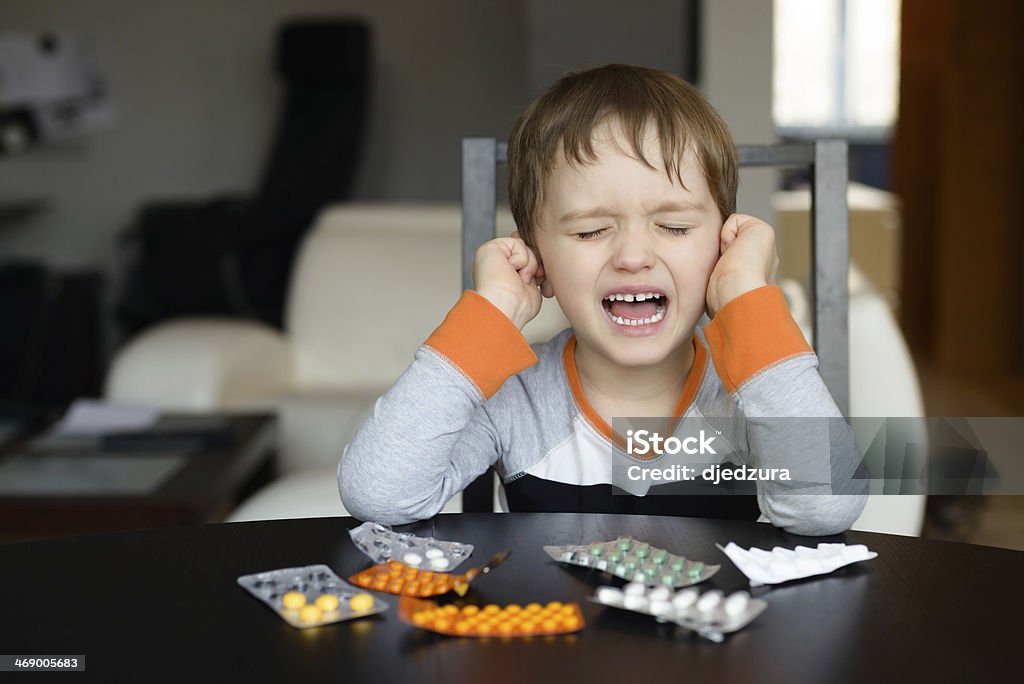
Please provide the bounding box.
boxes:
[105,203,925,535]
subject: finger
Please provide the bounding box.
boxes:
[719,214,740,252]
[519,248,540,284]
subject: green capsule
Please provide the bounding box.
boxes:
[624,560,638,573]
[670,559,685,572]
[589,544,604,557]
[614,563,630,577]
[662,573,678,586]
[688,562,705,578]
[635,543,650,558]
[617,537,632,551]
[608,551,622,564]
[652,550,668,565]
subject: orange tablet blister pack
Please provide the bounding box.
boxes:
[398,596,585,637]
[349,550,510,597]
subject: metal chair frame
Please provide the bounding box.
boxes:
[460,138,849,511]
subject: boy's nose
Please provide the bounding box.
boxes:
[611,227,656,272]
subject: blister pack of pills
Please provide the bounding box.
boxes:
[237,564,387,629]
[544,536,719,587]
[718,542,877,587]
[349,522,474,571]
[590,582,766,643]
[398,597,585,637]
[349,551,510,597]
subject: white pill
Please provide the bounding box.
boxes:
[672,588,698,610]
[648,586,671,602]
[429,557,450,571]
[623,595,649,612]
[596,587,624,606]
[841,544,870,561]
[795,557,820,574]
[425,548,445,559]
[696,590,723,613]
[723,591,750,616]
[649,599,673,617]
[402,552,423,566]
[624,582,646,597]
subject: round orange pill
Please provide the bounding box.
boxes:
[462,605,480,617]
[354,575,372,587]
[454,621,473,635]
[412,612,431,626]
[541,619,558,632]
[525,603,543,613]
[546,601,563,611]
[497,621,515,635]
[504,604,522,614]
[562,615,581,630]
[475,622,493,635]
[483,604,501,615]
[434,618,452,631]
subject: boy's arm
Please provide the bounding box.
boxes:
[338,291,537,524]
[704,285,868,536]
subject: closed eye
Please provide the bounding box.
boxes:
[575,228,608,240]
[660,225,693,236]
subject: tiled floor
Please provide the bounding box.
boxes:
[913,355,1024,551]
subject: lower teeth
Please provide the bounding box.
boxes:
[610,304,665,326]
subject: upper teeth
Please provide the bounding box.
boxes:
[605,292,663,302]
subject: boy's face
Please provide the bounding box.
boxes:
[533,120,723,369]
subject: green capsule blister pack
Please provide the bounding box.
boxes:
[544,536,719,588]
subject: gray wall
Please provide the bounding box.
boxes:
[0,0,528,273]
[0,0,774,294]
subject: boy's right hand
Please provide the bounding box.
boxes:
[473,232,545,330]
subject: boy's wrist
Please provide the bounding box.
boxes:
[708,273,768,318]
[475,287,530,330]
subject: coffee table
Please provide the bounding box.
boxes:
[0,413,275,542]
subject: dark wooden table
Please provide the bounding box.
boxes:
[0,512,1020,683]
[0,414,276,542]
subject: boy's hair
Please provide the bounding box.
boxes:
[507,64,738,246]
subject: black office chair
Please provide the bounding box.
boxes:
[116,19,371,338]
[459,138,850,512]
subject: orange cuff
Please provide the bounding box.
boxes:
[704,285,813,394]
[424,291,539,398]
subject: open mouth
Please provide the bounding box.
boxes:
[601,291,668,327]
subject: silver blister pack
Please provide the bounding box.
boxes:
[590,582,767,642]
[349,521,474,572]
[237,563,387,629]
[544,536,719,587]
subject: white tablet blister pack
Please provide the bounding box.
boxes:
[590,582,767,643]
[718,542,877,586]
[349,521,474,572]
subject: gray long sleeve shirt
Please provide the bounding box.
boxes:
[339,286,867,535]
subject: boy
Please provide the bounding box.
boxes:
[339,64,866,535]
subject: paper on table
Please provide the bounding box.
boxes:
[48,399,160,437]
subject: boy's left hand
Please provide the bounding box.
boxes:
[706,213,779,318]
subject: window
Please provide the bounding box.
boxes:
[773,0,901,139]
